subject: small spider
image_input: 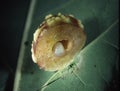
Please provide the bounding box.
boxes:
[31,13,86,91]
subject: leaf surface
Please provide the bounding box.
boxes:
[13,0,119,91]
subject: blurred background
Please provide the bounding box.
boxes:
[0,0,119,91]
[0,0,30,91]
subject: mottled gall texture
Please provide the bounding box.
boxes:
[31,13,86,71]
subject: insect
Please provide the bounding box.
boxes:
[31,13,86,72]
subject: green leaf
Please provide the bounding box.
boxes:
[41,20,118,91]
[13,0,119,91]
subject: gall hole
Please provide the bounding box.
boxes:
[52,40,70,57]
[59,40,69,50]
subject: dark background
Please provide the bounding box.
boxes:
[0,0,30,91]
